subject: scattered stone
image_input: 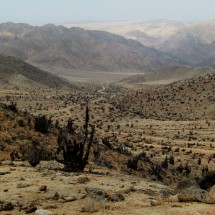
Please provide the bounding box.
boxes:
[123,186,136,194]
[85,187,108,201]
[151,175,157,181]
[25,206,37,214]
[141,188,157,196]
[2,161,13,165]
[150,200,161,206]
[44,204,58,210]
[36,161,64,171]
[109,193,125,202]
[35,209,52,215]
[39,185,47,192]
[178,187,215,204]
[78,176,90,184]
[55,172,63,176]
[17,182,31,188]
[159,188,174,199]
[62,195,77,202]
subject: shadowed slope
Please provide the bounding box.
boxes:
[0,54,72,88]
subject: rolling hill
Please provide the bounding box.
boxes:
[0,22,183,74]
[119,66,215,84]
[116,73,215,120]
[0,54,72,88]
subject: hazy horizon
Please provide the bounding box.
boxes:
[0,0,214,25]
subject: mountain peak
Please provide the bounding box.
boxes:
[0,22,182,73]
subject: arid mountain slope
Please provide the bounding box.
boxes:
[157,28,214,65]
[116,74,215,120]
[0,22,182,73]
[0,55,71,88]
[64,19,184,47]
[119,66,215,84]
[67,20,215,66]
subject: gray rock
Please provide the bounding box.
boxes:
[35,209,52,215]
[151,175,157,181]
[178,187,215,204]
[109,193,125,202]
[25,206,37,214]
[85,187,108,201]
[174,178,200,194]
[158,188,173,199]
[150,200,161,206]
[39,185,47,192]
[36,161,64,171]
[1,161,13,165]
[62,195,77,202]
[17,182,31,188]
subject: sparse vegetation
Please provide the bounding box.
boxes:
[199,171,215,190]
[20,140,43,167]
[6,101,18,113]
[34,115,51,134]
[0,45,215,214]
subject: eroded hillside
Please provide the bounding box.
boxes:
[116,74,215,120]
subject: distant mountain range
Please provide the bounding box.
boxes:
[0,22,182,74]
[66,19,215,66]
[0,54,72,88]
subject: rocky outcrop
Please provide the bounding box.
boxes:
[175,178,215,204]
[178,187,215,204]
[174,178,200,194]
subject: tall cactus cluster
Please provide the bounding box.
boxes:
[56,106,95,172]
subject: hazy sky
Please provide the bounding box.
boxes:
[0,0,214,25]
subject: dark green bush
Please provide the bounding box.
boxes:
[20,140,43,167]
[199,171,215,190]
[34,114,51,134]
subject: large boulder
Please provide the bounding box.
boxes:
[209,185,215,199]
[178,187,215,204]
[174,178,200,194]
